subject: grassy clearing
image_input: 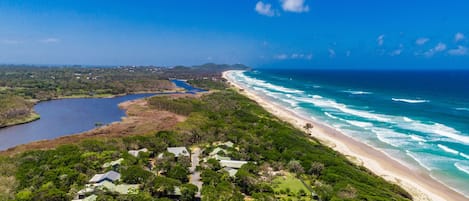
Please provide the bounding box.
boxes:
[273,172,312,200]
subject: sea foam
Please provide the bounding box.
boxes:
[343,90,372,95]
[455,162,469,176]
[392,98,429,104]
[437,144,459,155]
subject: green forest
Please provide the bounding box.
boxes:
[0,79,412,201]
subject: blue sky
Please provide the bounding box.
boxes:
[0,0,468,69]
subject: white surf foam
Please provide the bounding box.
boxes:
[437,144,459,155]
[455,107,469,112]
[410,135,426,142]
[343,90,372,95]
[402,117,413,122]
[406,151,434,171]
[460,153,469,160]
[459,152,469,160]
[345,120,373,128]
[373,128,413,147]
[324,112,338,119]
[293,96,390,122]
[235,72,304,94]
[396,121,469,145]
[455,162,469,176]
[392,98,429,104]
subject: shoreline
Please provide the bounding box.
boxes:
[223,70,469,201]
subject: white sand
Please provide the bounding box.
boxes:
[223,70,469,201]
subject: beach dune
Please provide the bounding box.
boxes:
[223,70,469,201]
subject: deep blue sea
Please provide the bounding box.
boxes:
[226,69,469,197]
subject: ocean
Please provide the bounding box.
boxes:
[226,69,469,197]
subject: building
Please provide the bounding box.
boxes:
[97,181,139,194]
[102,158,124,169]
[128,148,149,157]
[167,147,190,157]
[219,160,248,169]
[89,171,121,183]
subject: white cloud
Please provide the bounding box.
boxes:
[274,53,313,60]
[255,1,277,17]
[281,0,309,13]
[377,34,384,46]
[1,39,23,45]
[39,38,60,43]
[422,42,446,57]
[455,32,465,42]
[434,42,447,51]
[328,48,336,58]
[415,38,429,45]
[390,44,404,56]
[448,46,468,56]
[275,54,288,60]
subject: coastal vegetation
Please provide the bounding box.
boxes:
[0,77,411,200]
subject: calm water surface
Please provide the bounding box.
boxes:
[0,93,154,150]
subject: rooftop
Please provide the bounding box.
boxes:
[219,160,248,169]
[167,147,190,157]
[89,170,121,183]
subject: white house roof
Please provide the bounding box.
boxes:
[102,158,124,168]
[223,141,234,148]
[128,148,149,157]
[219,160,248,169]
[167,147,190,157]
[209,147,227,156]
[89,171,121,183]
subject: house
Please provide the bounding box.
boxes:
[97,181,139,194]
[167,147,190,157]
[225,167,239,177]
[222,141,234,148]
[209,147,227,157]
[89,171,121,183]
[128,148,149,157]
[102,158,124,169]
[219,160,248,169]
[74,187,95,200]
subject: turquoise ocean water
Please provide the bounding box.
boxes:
[226,69,469,197]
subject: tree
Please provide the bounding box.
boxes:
[309,161,325,176]
[121,165,153,184]
[146,176,180,197]
[287,160,304,174]
[180,184,198,201]
[167,164,189,183]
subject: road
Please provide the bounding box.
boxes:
[190,147,202,198]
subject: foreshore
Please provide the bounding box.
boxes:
[223,70,469,201]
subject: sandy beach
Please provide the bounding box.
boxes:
[223,70,469,201]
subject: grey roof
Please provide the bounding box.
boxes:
[89,171,121,183]
[167,147,190,157]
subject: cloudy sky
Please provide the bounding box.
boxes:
[0,0,468,69]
